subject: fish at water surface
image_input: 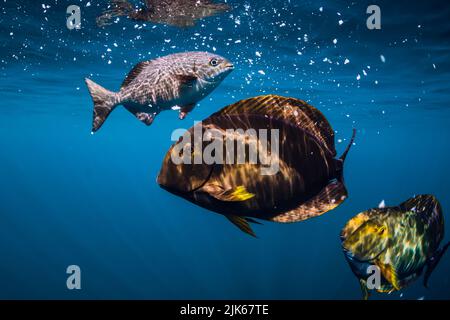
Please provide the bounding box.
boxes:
[157,95,356,237]
[85,51,234,133]
[96,0,230,28]
[341,195,450,299]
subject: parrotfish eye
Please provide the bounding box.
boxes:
[377,225,386,235]
[209,58,219,67]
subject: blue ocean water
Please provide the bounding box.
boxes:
[1,0,450,299]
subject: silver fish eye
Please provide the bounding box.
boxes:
[209,58,219,67]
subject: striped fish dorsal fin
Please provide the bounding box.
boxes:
[121,61,152,88]
[212,95,336,156]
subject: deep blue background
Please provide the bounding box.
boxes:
[0,0,449,299]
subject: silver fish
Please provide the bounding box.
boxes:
[85,51,234,132]
[96,0,230,28]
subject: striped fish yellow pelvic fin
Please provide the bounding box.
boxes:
[227,186,255,201]
[202,184,255,202]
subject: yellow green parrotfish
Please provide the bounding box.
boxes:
[157,95,356,237]
[341,195,450,299]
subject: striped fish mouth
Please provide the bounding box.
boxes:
[224,63,234,70]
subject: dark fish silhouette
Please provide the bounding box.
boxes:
[85,51,233,133]
[96,0,230,28]
[157,95,356,237]
[341,195,450,299]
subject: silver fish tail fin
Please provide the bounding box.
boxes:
[85,78,119,133]
[96,0,134,27]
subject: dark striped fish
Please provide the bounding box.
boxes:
[341,195,450,299]
[157,95,356,237]
[96,0,230,28]
[85,51,233,133]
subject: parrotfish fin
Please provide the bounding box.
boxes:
[359,279,370,300]
[85,78,119,133]
[211,95,337,157]
[203,184,255,202]
[176,74,198,88]
[121,61,152,88]
[271,179,347,223]
[225,215,257,237]
[424,241,450,288]
[376,261,401,291]
[179,103,196,120]
[398,194,440,213]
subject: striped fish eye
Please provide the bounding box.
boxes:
[209,58,219,67]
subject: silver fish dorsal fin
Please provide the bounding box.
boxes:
[211,95,336,157]
[121,61,152,88]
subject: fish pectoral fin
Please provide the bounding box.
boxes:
[135,112,155,126]
[225,215,257,237]
[424,241,450,288]
[203,184,255,202]
[219,186,255,202]
[179,103,196,120]
[359,279,370,300]
[175,74,198,88]
[124,104,157,126]
[271,179,347,223]
[376,261,401,291]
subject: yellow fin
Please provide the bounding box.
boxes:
[376,261,401,291]
[204,184,255,202]
[359,279,370,300]
[227,186,255,201]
